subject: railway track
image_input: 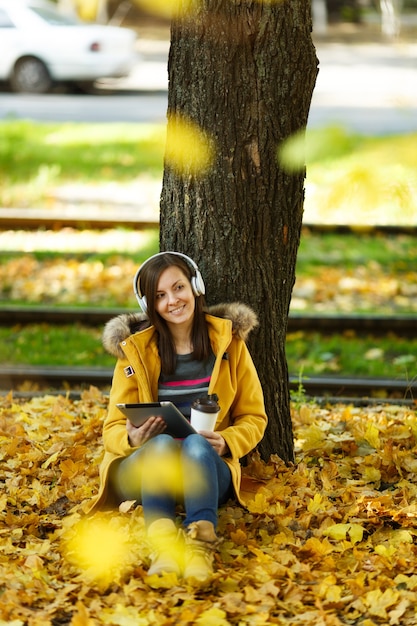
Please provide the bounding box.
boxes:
[0,365,414,405]
[1,306,416,403]
[1,218,415,403]
[0,207,415,235]
[2,305,416,336]
[0,206,159,230]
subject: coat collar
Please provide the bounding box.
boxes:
[102,302,258,359]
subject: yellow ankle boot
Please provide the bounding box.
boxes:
[147,518,183,577]
[184,520,218,583]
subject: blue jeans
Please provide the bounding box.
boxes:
[109,434,233,528]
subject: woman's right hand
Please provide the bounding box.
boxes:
[126,416,167,447]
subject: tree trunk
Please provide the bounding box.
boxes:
[380,0,403,39]
[57,0,77,17]
[160,0,318,463]
[312,0,328,35]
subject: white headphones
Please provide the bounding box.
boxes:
[133,251,206,314]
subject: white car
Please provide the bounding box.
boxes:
[0,0,138,93]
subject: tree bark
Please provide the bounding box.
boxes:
[380,0,403,39]
[160,0,318,463]
[312,0,328,35]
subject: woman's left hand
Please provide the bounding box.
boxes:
[199,430,229,457]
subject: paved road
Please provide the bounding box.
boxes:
[309,41,417,134]
[1,40,417,134]
[0,91,167,123]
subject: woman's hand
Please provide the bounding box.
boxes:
[126,416,166,447]
[199,430,230,457]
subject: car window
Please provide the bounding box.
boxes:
[29,6,80,26]
[0,8,15,27]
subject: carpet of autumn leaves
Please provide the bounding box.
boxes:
[1,252,417,314]
[2,388,417,625]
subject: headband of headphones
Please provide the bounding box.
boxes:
[133,251,206,314]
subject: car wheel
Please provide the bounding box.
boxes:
[10,57,52,94]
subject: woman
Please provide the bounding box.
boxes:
[92,252,267,583]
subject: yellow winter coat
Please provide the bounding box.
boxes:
[90,302,268,511]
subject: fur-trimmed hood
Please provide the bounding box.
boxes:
[103,302,258,359]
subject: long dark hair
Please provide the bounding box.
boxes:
[138,253,211,374]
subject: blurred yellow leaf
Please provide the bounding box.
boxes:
[278,125,357,172]
[63,516,132,584]
[165,114,214,176]
[131,0,195,19]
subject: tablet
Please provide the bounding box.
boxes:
[116,401,196,438]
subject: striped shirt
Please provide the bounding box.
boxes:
[158,352,216,418]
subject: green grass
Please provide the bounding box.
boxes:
[0,120,416,377]
[301,126,417,225]
[1,324,416,381]
[297,230,417,274]
[1,121,417,226]
[286,331,417,379]
[0,121,165,206]
[0,324,114,367]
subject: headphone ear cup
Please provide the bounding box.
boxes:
[192,270,206,297]
[137,295,147,314]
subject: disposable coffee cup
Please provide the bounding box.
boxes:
[190,394,220,432]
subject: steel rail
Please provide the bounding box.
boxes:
[2,305,416,336]
[0,207,158,230]
[0,366,415,404]
[0,209,415,235]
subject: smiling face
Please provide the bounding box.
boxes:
[154,266,196,330]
